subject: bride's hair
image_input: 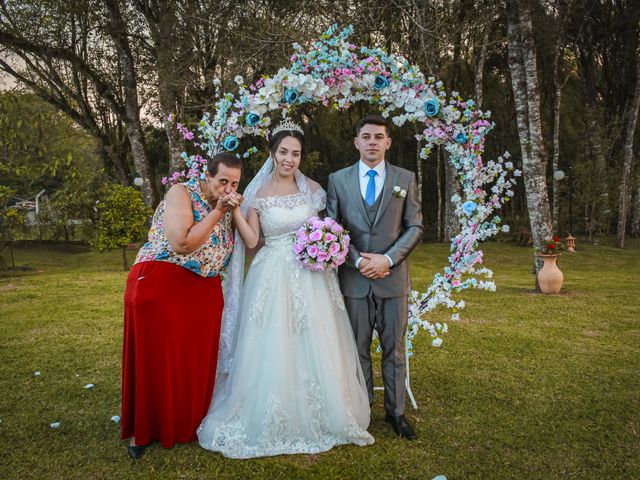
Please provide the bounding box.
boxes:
[269,129,305,157]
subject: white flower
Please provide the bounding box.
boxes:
[233,75,244,85]
[451,313,460,321]
[212,78,221,86]
[49,421,61,429]
[34,371,41,376]
[84,383,95,389]
[110,415,121,424]
[432,338,443,347]
[502,225,510,233]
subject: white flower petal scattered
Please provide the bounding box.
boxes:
[84,383,95,389]
[49,421,61,429]
[110,415,121,424]
[34,371,41,377]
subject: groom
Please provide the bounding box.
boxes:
[326,114,423,440]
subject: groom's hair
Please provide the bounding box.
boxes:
[355,114,390,136]
[207,152,243,176]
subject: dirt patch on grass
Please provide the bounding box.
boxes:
[0,283,17,292]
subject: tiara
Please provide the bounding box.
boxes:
[272,119,304,136]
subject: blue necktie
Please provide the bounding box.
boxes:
[365,169,377,206]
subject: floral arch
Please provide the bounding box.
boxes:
[167,24,519,354]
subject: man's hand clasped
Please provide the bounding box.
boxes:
[358,252,391,279]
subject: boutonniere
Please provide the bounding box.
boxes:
[392,186,407,198]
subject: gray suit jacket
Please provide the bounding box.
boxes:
[326,162,424,299]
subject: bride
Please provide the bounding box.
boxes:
[197,120,374,458]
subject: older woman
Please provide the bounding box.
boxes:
[121,152,243,459]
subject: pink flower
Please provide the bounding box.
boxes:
[324,233,336,242]
[307,245,319,258]
[312,220,324,230]
[317,251,329,262]
[293,243,304,254]
[329,242,341,256]
[309,230,323,242]
[331,223,344,234]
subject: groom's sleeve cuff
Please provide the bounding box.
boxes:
[384,254,394,267]
[355,256,363,268]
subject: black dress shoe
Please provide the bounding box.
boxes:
[127,445,147,459]
[384,413,417,440]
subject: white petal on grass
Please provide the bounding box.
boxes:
[49,421,61,429]
[34,371,41,376]
[84,383,95,389]
[110,415,121,424]
[432,338,443,347]
[432,476,448,480]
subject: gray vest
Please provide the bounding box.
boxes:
[362,191,383,224]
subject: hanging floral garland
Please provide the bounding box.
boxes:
[165,24,520,354]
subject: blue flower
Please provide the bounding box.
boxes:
[245,112,261,127]
[423,98,440,117]
[374,75,390,90]
[155,251,169,260]
[222,135,239,151]
[283,88,299,104]
[192,209,202,222]
[462,201,477,216]
[455,131,468,144]
[183,260,202,274]
[466,99,475,107]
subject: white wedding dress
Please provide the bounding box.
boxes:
[197,191,374,459]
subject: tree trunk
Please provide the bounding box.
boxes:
[616,25,640,248]
[444,3,466,242]
[474,16,492,108]
[444,155,459,242]
[507,0,553,279]
[551,4,567,233]
[103,0,158,206]
[155,0,185,171]
[436,146,443,242]
[415,128,423,206]
[631,171,640,236]
[578,14,608,241]
[122,246,129,271]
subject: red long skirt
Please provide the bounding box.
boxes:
[120,261,223,448]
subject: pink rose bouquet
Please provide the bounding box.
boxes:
[293,216,350,271]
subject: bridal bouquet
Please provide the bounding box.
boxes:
[293,216,350,271]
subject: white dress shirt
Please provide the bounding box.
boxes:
[358,159,386,202]
[355,159,393,269]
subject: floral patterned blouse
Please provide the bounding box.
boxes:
[135,178,234,277]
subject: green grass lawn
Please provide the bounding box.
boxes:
[1,240,639,479]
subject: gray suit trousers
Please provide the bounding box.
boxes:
[344,293,408,417]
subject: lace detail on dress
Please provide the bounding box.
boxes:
[261,393,294,445]
[328,270,346,313]
[198,409,248,453]
[254,192,307,214]
[249,284,269,326]
[306,380,329,436]
[284,251,309,332]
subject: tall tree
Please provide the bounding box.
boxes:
[0,0,158,205]
[616,21,640,248]
[506,0,553,277]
